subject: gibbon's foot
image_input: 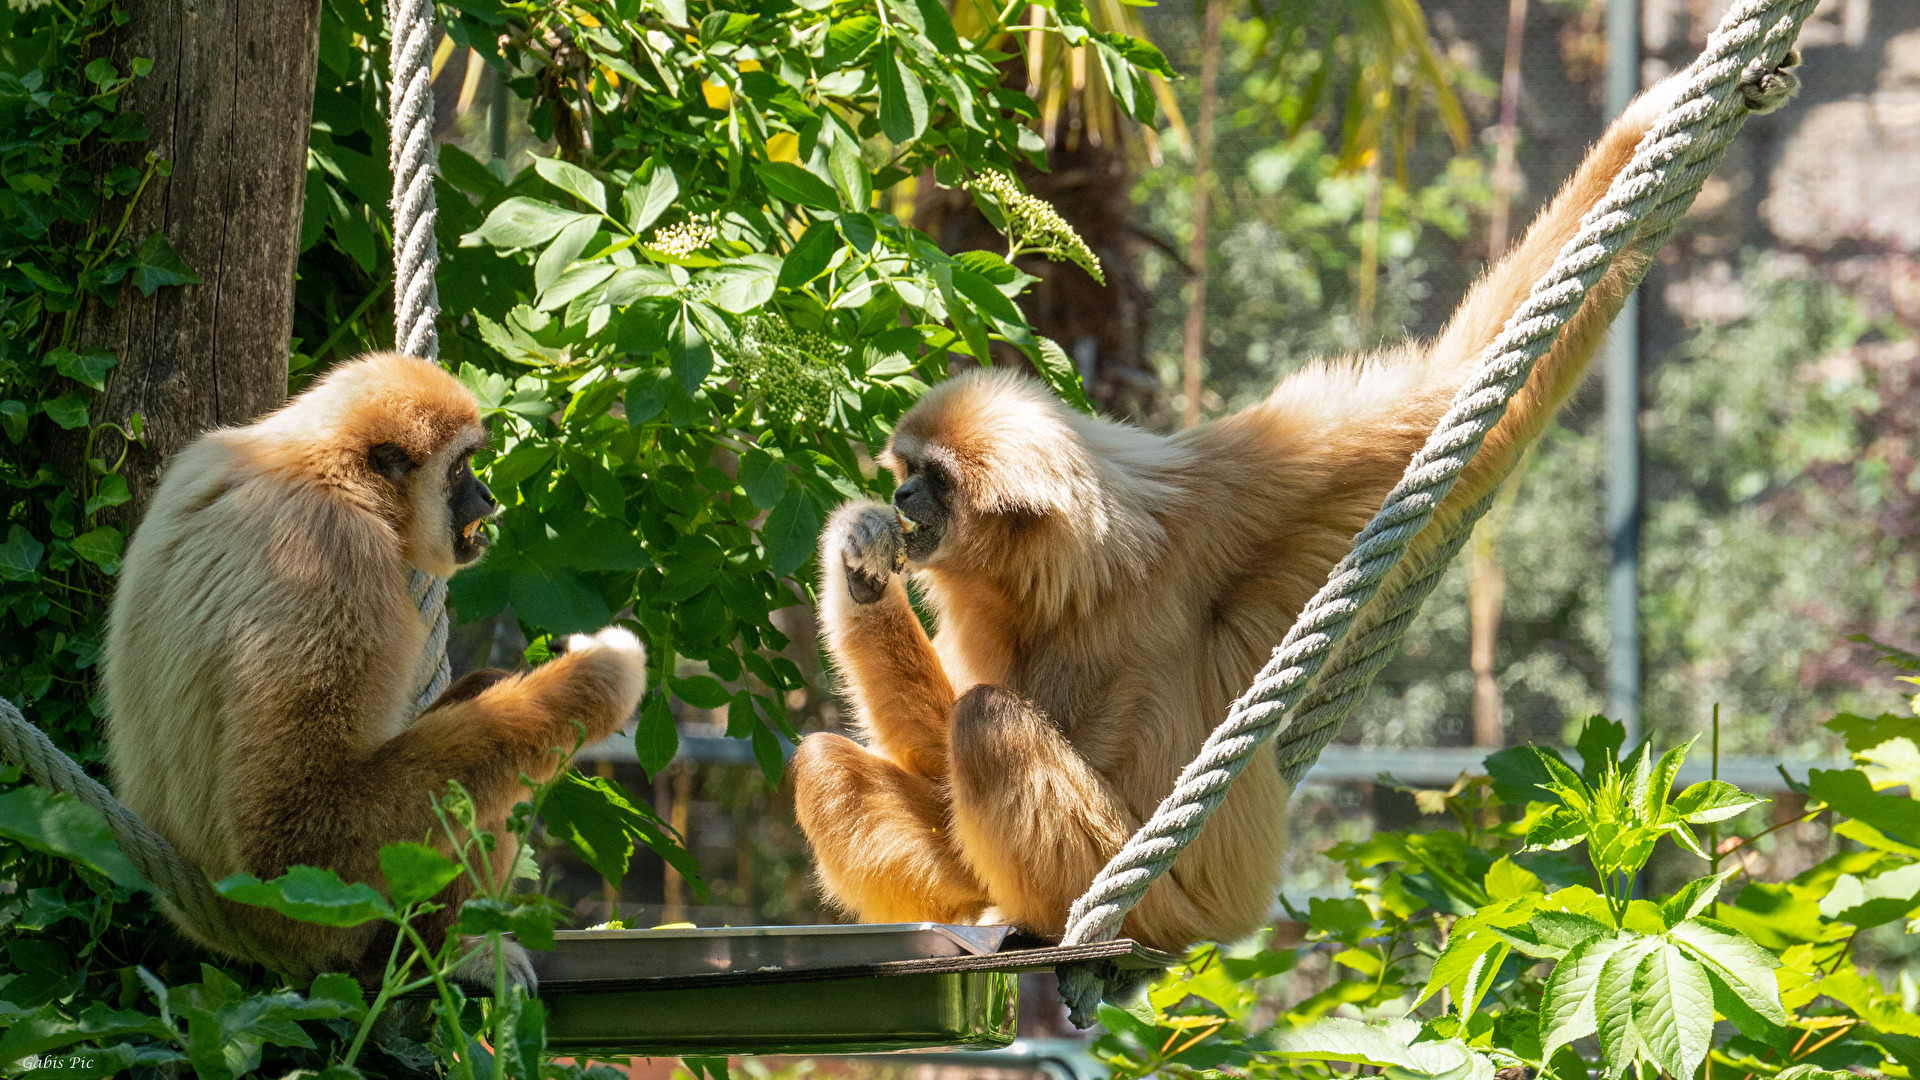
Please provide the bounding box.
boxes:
[449,935,539,994]
[836,504,905,604]
[1741,49,1801,114]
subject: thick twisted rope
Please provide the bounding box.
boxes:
[385,0,455,714]
[1057,0,1813,1024]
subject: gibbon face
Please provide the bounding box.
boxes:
[272,353,499,577]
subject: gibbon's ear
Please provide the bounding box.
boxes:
[369,442,418,485]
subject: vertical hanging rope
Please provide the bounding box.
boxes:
[386,0,454,714]
[1053,0,1814,1025]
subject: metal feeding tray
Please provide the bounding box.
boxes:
[532,923,1180,1057]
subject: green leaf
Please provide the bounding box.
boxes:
[507,564,611,637]
[466,197,594,250]
[625,367,674,425]
[456,898,557,951]
[778,221,838,288]
[1484,856,1544,900]
[707,255,781,314]
[1539,934,1624,1058]
[1818,860,1920,928]
[0,525,46,580]
[1668,917,1785,1026]
[70,526,125,573]
[43,392,90,430]
[738,448,789,510]
[541,771,704,898]
[84,474,132,517]
[761,486,821,578]
[903,0,959,51]
[536,215,600,294]
[877,51,928,145]
[751,720,787,786]
[1575,716,1628,784]
[1810,767,1920,847]
[828,134,872,211]
[671,675,732,709]
[755,161,839,209]
[215,866,394,926]
[534,155,608,212]
[439,143,503,198]
[625,164,681,234]
[1670,779,1765,824]
[131,230,202,295]
[0,1003,171,1065]
[1033,336,1093,414]
[1660,870,1732,927]
[1857,736,1920,793]
[668,306,713,393]
[1630,944,1712,1080]
[378,841,463,906]
[1594,936,1654,1078]
[0,786,153,893]
[1529,909,1613,957]
[52,347,117,391]
[1263,1017,1487,1078]
[635,693,679,776]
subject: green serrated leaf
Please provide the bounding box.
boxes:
[1630,944,1711,1080]
[761,486,821,578]
[635,693,679,776]
[1668,917,1785,1026]
[626,164,681,234]
[378,841,463,907]
[1540,934,1624,1057]
[216,866,394,927]
[877,50,928,145]
[535,155,608,212]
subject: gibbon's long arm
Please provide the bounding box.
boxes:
[817,501,957,779]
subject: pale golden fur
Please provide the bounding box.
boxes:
[792,80,1684,950]
[104,353,647,981]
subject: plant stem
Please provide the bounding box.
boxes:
[344,923,416,1068]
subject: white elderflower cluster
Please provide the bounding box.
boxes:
[650,217,717,257]
[965,170,1104,284]
[729,315,847,422]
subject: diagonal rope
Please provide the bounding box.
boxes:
[1056,0,1814,1025]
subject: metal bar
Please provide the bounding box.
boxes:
[574,732,1837,791]
[1604,0,1642,744]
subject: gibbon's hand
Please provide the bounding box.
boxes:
[837,503,906,605]
[554,624,651,733]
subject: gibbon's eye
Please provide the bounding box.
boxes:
[368,442,418,484]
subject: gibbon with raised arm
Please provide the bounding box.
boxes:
[104,353,648,986]
[791,67,1799,950]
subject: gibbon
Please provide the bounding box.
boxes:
[791,68,1800,951]
[103,353,648,986]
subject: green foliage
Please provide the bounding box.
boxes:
[1090,687,1920,1080]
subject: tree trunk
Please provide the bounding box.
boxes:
[1179,0,1224,429]
[74,0,324,527]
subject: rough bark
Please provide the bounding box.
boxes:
[74,0,324,527]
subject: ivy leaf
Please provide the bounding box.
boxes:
[625,164,680,234]
[0,525,46,580]
[465,197,594,250]
[877,50,928,145]
[216,866,394,927]
[761,486,820,578]
[1630,944,1712,1080]
[534,155,607,212]
[378,842,463,907]
[50,347,116,391]
[130,231,202,295]
[85,474,131,516]
[755,161,839,210]
[42,392,90,430]
[0,786,153,894]
[70,525,125,574]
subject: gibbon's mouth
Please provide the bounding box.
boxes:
[452,515,493,563]
[896,509,922,535]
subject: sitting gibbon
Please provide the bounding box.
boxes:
[103,353,648,986]
[791,68,1799,950]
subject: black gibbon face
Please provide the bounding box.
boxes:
[447,452,496,565]
[891,459,952,563]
